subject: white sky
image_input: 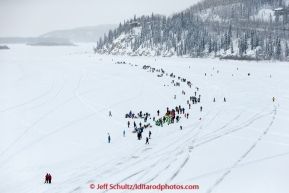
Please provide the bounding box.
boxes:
[0,0,201,37]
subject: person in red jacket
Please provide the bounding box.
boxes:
[48,174,52,184]
[45,173,49,184]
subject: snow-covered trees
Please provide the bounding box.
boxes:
[96,0,289,60]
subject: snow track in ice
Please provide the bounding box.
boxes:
[206,106,277,193]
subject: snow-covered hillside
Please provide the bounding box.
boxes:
[97,28,262,59]
[96,0,289,61]
[1,44,289,193]
[40,24,118,43]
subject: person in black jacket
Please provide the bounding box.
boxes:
[176,116,180,123]
[145,137,149,144]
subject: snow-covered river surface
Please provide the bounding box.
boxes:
[1,44,288,193]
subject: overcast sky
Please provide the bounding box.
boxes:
[0,0,201,37]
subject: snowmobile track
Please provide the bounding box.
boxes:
[206,106,277,193]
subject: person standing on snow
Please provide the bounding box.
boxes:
[134,121,136,128]
[109,111,112,116]
[149,131,151,139]
[200,106,203,112]
[139,122,142,127]
[145,137,149,145]
[187,113,189,119]
[182,108,185,114]
[157,110,160,116]
[127,121,130,128]
[272,97,275,102]
[123,130,125,137]
[48,174,52,184]
[189,103,191,109]
[213,97,215,102]
[45,173,49,184]
[195,91,196,96]
[224,97,226,102]
[108,134,111,143]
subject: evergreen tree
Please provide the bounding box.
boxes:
[285,42,289,57]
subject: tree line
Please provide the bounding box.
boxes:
[95,0,289,61]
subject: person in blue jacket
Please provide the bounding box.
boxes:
[108,133,111,143]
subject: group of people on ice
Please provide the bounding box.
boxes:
[106,64,204,145]
[125,110,150,120]
[116,61,126,64]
